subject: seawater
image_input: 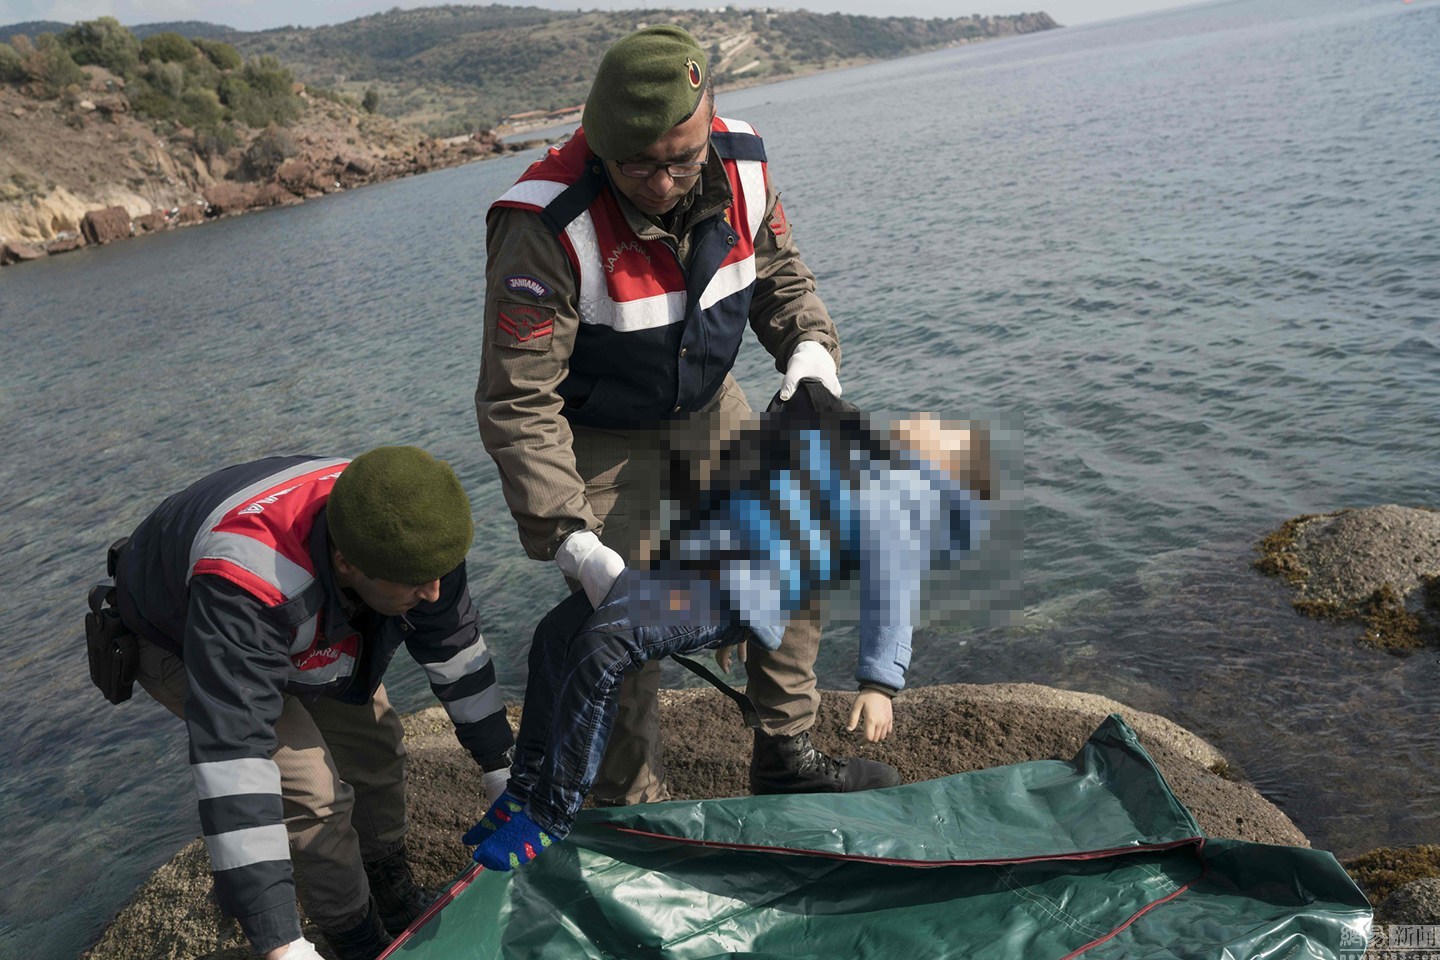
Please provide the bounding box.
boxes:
[1,0,1438,954]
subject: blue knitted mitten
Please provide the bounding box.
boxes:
[473,806,557,872]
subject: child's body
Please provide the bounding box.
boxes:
[469,385,990,871]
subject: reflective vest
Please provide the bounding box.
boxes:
[185,457,360,686]
[492,116,770,427]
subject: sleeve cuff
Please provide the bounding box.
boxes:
[237,903,302,954]
[858,682,899,698]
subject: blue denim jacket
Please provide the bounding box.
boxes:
[641,427,987,691]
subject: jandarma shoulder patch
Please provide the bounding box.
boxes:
[495,301,556,351]
[504,274,551,299]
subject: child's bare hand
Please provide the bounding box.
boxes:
[846,690,894,742]
[715,639,747,673]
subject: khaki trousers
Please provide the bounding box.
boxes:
[570,375,823,805]
[137,638,409,930]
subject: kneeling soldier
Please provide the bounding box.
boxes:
[90,447,513,960]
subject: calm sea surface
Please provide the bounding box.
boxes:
[3,0,1438,955]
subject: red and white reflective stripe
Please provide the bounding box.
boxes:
[714,116,768,241]
[492,126,767,334]
[187,459,348,606]
[197,530,315,606]
[495,178,566,210]
[284,613,361,684]
[696,116,766,311]
[697,255,757,311]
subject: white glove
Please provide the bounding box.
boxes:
[481,766,511,810]
[270,937,324,960]
[779,340,841,400]
[555,530,625,607]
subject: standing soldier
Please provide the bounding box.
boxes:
[476,26,899,808]
[86,447,513,960]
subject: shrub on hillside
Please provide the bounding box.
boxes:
[140,32,199,66]
[60,17,140,76]
[12,34,86,97]
[0,42,25,83]
[221,57,301,128]
[244,124,298,177]
[196,122,239,158]
[194,38,242,72]
[179,88,225,129]
[128,60,185,120]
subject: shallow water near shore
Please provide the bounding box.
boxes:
[3,0,1439,955]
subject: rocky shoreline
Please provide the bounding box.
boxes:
[0,71,538,269]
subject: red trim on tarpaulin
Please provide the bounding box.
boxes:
[1061,839,1210,959]
[377,863,485,959]
[602,823,1206,869]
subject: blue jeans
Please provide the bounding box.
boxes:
[507,571,749,836]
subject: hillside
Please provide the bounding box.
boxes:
[0,20,517,260]
[0,20,244,42]
[218,6,1060,135]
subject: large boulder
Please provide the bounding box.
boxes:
[133,210,168,234]
[1256,506,1440,649]
[341,154,375,177]
[252,182,302,208]
[274,158,318,194]
[0,241,46,264]
[202,183,258,217]
[84,683,1309,960]
[174,202,206,224]
[1382,878,1440,924]
[81,206,132,245]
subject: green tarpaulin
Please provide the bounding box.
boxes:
[386,715,1370,959]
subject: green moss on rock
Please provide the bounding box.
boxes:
[1253,512,1331,584]
[1345,845,1440,907]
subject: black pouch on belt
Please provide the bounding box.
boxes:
[85,537,138,705]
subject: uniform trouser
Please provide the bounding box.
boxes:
[136,637,409,931]
[570,375,823,805]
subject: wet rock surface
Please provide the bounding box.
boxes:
[1382,877,1440,925]
[1255,505,1440,649]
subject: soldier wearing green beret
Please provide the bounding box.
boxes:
[477,26,899,808]
[91,447,513,960]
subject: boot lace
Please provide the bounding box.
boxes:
[789,730,846,780]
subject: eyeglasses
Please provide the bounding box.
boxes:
[614,160,707,180]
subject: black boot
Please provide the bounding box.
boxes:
[750,729,902,795]
[364,844,439,936]
[321,896,393,960]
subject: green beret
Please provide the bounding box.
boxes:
[327,446,474,584]
[583,25,709,161]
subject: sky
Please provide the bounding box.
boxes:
[0,0,1210,31]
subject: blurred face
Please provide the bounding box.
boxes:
[333,551,442,616]
[891,414,991,500]
[605,95,714,216]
